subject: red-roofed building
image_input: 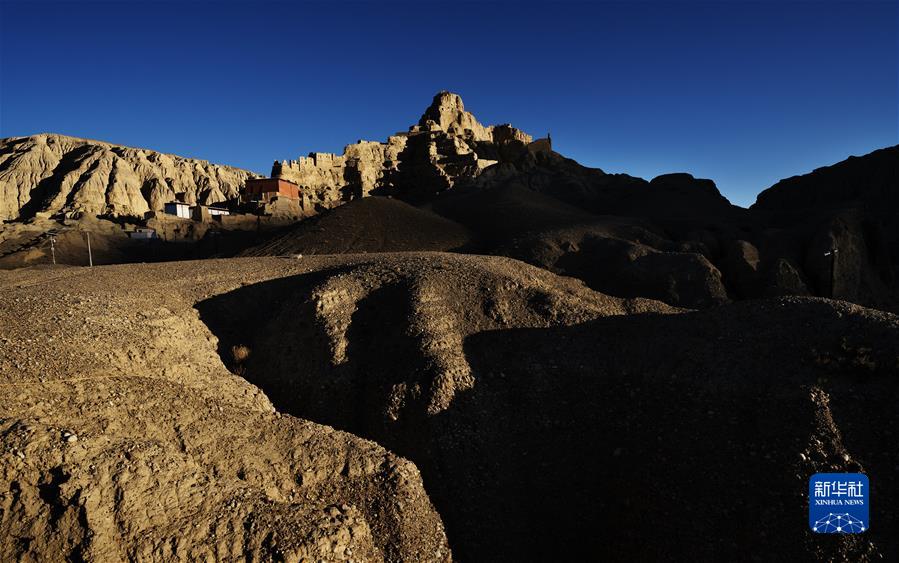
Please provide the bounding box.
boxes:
[241,178,300,203]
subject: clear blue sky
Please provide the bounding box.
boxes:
[1,1,896,207]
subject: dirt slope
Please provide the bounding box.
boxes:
[194,253,898,562]
[241,197,473,257]
[0,259,450,562]
[2,253,896,561]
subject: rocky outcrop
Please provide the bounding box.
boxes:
[413,91,532,145]
[464,148,743,224]
[750,146,898,310]
[273,91,536,209]
[0,134,259,221]
[417,91,494,141]
[0,258,452,562]
[719,239,761,298]
[752,145,899,219]
[273,139,408,210]
[197,253,672,561]
[763,256,811,297]
[551,236,729,308]
[197,254,899,561]
[424,140,898,311]
[500,223,730,309]
[426,162,738,308]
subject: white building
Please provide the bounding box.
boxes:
[128,228,157,240]
[164,202,191,219]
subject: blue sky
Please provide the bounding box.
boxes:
[1,0,896,207]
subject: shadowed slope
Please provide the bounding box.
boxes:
[196,253,670,561]
[196,253,898,561]
[241,197,474,256]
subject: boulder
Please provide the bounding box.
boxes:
[720,239,761,299]
[763,257,810,297]
[552,236,729,308]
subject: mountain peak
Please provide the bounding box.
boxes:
[417,91,491,140]
[420,91,466,124]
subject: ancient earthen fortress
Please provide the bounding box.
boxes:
[273,92,544,210]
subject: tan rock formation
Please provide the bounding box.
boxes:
[274,137,407,209]
[413,91,532,145]
[273,91,535,209]
[416,91,493,141]
[0,134,259,221]
[1,94,534,221]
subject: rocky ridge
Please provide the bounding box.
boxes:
[273,92,537,209]
[748,146,899,309]
[0,134,259,221]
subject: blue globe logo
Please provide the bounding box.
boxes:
[812,513,866,533]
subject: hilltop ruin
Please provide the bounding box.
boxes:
[273,91,546,209]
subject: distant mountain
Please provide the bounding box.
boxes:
[749,146,898,310]
[752,145,899,217]
[0,133,258,220]
[2,96,896,312]
[240,92,899,311]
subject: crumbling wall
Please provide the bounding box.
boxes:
[273,92,533,209]
[274,136,408,210]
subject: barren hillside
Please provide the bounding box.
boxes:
[3,254,895,561]
[241,198,473,257]
[0,134,258,220]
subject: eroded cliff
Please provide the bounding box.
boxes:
[0,134,259,220]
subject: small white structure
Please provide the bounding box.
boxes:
[164,202,191,219]
[128,228,157,240]
[207,207,230,216]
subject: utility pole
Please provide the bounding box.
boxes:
[824,247,838,298]
[86,232,93,268]
[50,236,56,265]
